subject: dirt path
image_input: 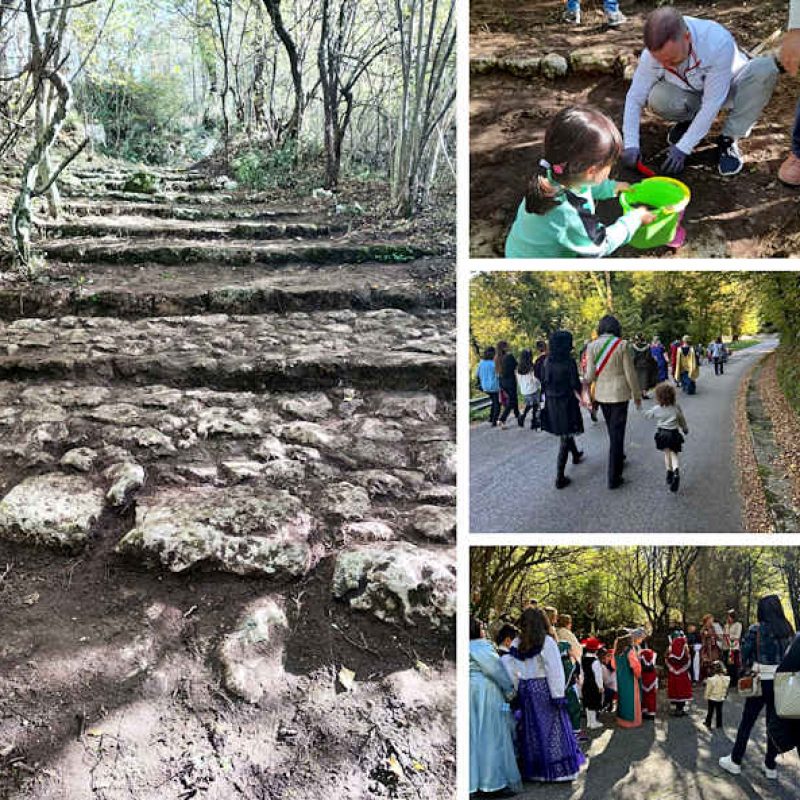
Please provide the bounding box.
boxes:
[0,163,455,799]
[470,0,800,258]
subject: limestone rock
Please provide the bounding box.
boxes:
[279,421,340,449]
[332,542,456,626]
[60,447,98,472]
[541,53,569,79]
[219,597,289,704]
[570,46,622,75]
[253,435,287,461]
[374,392,438,421]
[416,441,456,483]
[220,459,266,483]
[501,56,541,78]
[116,487,316,576]
[0,474,105,550]
[105,461,145,507]
[279,393,333,420]
[407,506,455,543]
[323,482,371,520]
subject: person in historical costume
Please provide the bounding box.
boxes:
[724,609,743,685]
[614,631,643,728]
[469,618,522,796]
[599,646,617,713]
[666,634,693,716]
[495,624,518,657]
[502,608,587,783]
[581,638,605,730]
[673,335,700,395]
[650,336,669,383]
[541,331,585,490]
[700,614,722,682]
[631,333,658,399]
[686,623,702,684]
[639,644,658,718]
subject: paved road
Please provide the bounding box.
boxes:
[506,687,800,800]
[470,338,778,533]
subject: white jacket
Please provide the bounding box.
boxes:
[623,16,749,154]
[501,636,566,698]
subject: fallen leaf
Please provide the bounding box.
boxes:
[388,754,403,779]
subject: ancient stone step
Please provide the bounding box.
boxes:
[38,215,342,241]
[61,200,313,222]
[0,258,454,320]
[0,379,454,594]
[0,310,455,393]
[39,237,430,267]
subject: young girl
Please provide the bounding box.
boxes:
[516,348,542,430]
[598,647,617,713]
[505,106,655,258]
[703,660,730,730]
[642,382,689,493]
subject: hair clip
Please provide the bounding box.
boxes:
[552,164,565,175]
[539,158,552,171]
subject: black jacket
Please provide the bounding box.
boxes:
[541,357,584,437]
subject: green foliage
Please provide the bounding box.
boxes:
[122,171,160,194]
[232,145,298,190]
[777,344,800,419]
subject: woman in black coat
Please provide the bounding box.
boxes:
[495,340,520,427]
[541,330,584,489]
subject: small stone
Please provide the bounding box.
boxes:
[220,460,267,483]
[253,435,287,461]
[407,506,455,543]
[540,53,569,79]
[60,447,98,472]
[105,461,145,507]
[278,393,333,421]
[323,482,371,520]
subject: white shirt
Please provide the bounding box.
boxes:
[623,16,749,154]
[516,371,541,397]
[501,635,566,698]
[602,662,617,691]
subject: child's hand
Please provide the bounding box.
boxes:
[615,182,631,194]
[631,206,657,225]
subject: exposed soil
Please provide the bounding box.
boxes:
[0,156,455,799]
[470,0,800,258]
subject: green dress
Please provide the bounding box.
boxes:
[559,640,582,731]
[616,645,642,728]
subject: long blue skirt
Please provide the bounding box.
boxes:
[517,677,586,782]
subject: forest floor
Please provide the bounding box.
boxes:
[470,337,778,533]
[0,157,455,799]
[470,0,800,258]
[489,685,800,800]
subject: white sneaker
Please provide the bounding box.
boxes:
[719,755,741,775]
[762,764,777,780]
[563,9,580,24]
[606,10,626,26]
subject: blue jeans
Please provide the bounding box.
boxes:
[567,0,618,11]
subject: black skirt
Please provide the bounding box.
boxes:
[655,428,684,452]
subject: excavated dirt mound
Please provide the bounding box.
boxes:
[470,0,800,258]
[0,159,455,799]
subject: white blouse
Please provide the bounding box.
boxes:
[501,635,566,698]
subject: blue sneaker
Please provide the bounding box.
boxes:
[717,136,743,176]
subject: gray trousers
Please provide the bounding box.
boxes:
[647,56,778,140]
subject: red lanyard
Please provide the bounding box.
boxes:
[665,43,703,88]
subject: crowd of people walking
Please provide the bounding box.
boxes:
[470,595,800,795]
[475,315,735,493]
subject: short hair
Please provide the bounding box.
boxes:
[482,345,495,360]
[644,7,688,52]
[655,382,676,407]
[469,617,481,640]
[535,340,546,352]
[557,613,572,628]
[597,314,622,337]
[495,624,518,645]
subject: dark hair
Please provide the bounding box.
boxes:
[470,617,482,640]
[519,608,548,654]
[727,609,737,621]
[517,348,533,375]
[494,341,509,375]
[711,660,726,676]
[597,315,622,337]
[644,7,688,52]
[655,382,676,407]
[495,624,518,646]
[482,345,495,360]
[716,336,722,344]
[757,594,795,639]
[548,330,573,363]
[525,106,622,215]
[535,340,546,353]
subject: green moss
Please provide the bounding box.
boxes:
[122,172,160,194]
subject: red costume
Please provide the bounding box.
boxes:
[640,648,658,718]
[666,637,693,705]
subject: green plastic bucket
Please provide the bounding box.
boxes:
[620,177,691,249]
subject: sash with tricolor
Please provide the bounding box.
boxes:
[594,335,622,377]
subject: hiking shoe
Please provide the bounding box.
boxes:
[778,152,800,186]
[667,120,692,146]
[762,764,777,780]
[717,136,743,176]
[563,8,580,24]
[670,469,680,493]
[719,755,741,775]
[605,10,626,26]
